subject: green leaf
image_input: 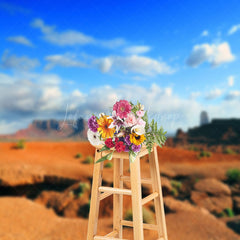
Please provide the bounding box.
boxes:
[95,151,113,164]
[99,145,110,152]
[129,151,138,163]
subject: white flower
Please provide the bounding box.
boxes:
[137,118,146,127]
[131,124,145,135]
[87,129,103,146]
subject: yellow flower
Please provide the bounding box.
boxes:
[129,132,146,145]
[97,115,115,139]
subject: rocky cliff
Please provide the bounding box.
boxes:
[170,118,240,146]
[0,118,87,140]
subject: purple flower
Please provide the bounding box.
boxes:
[131,144,141,152]
[124,145,130,152]
[88,115,99,132]
[124,135,131,146]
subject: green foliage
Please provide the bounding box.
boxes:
[83,155,94,164]
[170,180,182,197]
[104,162,113,168]
[15,139,26,149]
[144,112,167,154]
[226,168,240,184]
[223,148,237,155]
[95,151,113,164]
[218,208,235,218]
[197,150,212,159]
[124,207,155,224]
[124,209,133,221]
[75,182,90,197]
[189,145,199,152]
[75,153,82,158]
[225,208,234,217]
[171,180,182,190]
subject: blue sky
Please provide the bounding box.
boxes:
[0,0,240,134]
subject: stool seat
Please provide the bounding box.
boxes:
[87,145,168,240]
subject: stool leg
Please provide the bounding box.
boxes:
[130,156,144,240]
[113,158,123,238]
[149,147,168,240]
[87,150,104,240]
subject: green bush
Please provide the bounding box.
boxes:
[104,162,113,168]
[74,182,90,197]
[226,168,240,184]
[171,180,182,190]
[223,148,237,155]
[225,208,234,217]
[124,207,155,224]
[189,145,199,152]
[197,150,211,159]
[170,180,182,197]
[83,156,94,164]
[75,153,82,158]
[15,139,26,149]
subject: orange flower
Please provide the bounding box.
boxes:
[97,115,115,139]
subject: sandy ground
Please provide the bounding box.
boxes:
[0,141,239,240]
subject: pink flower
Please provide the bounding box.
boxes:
[137,118,146,127]
[136,110,145,117]
[125,112,137,127]
[113,100,132,119]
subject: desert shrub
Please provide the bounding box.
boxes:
[104,162,113,168]
[223,148,237,155]
[124,207,155,224]
[83,155,94,164]
[189,145,199,152]
[171,180,182,190]
[197,150,211,159]
[75,153,82,158]
[124,209,133,221]
[15,139,26,149]
[74,182,90,197]
[225,208,234,217]
[142,207,155,224]
[226,168,240,184]
[170,180,182,197]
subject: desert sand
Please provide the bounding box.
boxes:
[0,141,239,240]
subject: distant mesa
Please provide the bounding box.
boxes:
[0,118,87,140]
[172,118,240,146]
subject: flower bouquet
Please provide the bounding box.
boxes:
[87,100,167,163]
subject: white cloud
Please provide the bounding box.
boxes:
[44,54,87,70]
[186,42,235,67]
[0,72,15,83]
[31,18,126,48]
[228,75,235,87]
[0,73,64,115]
[124,46,151,55]
[1,51,39,71]
[205,89,222,100]
[95,55,174,76]
[31,18,95,46]
[225,90,240,100]
[1,71,240,134]
[190,91,201,99]
[7,36,33,47]
[201,30,209,37]
[100,38,126,48]
[228,24,240,35]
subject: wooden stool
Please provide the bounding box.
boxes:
[87,145,168,240]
